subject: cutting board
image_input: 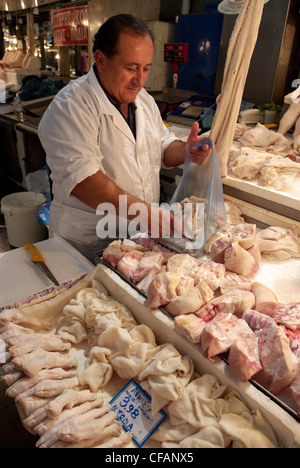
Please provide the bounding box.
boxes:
[0,234,93,309]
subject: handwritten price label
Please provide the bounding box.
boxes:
[110,379,167,448]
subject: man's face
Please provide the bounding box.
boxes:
[95,32,153,104]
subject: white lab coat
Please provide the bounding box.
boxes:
[38,65,178,249]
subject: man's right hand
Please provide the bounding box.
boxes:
[146,204,184,239]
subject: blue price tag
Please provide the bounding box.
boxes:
[110,379,167,448]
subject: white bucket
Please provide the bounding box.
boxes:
[1,192,48,247]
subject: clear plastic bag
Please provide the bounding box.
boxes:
[159,138,226,257]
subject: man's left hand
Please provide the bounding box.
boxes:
[186,122,212,164]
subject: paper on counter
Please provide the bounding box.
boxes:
[0,234,93,309]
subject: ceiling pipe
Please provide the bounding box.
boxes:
[181,0,191,15]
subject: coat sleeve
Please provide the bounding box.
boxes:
[38,86,104,197]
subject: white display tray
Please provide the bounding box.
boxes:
[94,263,300,448]
[10,262,300,448]
[223,172,300,212]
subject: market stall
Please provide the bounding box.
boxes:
[0,0,299,451]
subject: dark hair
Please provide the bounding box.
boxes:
[92,14,154,57]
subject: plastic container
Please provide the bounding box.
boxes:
[13,93,24,121]
[0,192,47,247]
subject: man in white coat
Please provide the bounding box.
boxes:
[38,14,211,261]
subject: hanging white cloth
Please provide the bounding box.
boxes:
[210,0,266,176]
[218,0,270,15]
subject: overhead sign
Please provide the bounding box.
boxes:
[52,5,88,46]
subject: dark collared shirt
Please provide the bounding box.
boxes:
[93,63,137,139]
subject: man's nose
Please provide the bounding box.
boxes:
[133,68,143,85]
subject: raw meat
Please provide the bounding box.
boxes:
[229,147,271,179]
[0,324,34,342]
[131,251,164,283]
[229,223,256,250]
[152,243,175,262]
[209,0,265,176]
[164,287,205,317]
[255,322,298,395]
[78,360,113,391]
[278,90,300,152]
[151,374,278,448]
[250,282,278,316]
[210,237,230,263]
[57,410,118,443]
[174,314,208,344]
[121,238,146,252]
[259,157,300,190]
[116,250,144,280]
[200,313,255,360]
[102,240,125,267]
[138,343,194,415]
[239,123,291,154]
[131,234,155,250]
[224,241,259,276]
[244,307,300,395]
[166,253,198,271]
[1,370,23,387]
[18,395,52,417]
[33,376,80,398]
[147,270,194,309]
[34,399,105,436]
[228,336,262,382]
[12,348,77,378]
[196,289,255,320]
[36,403,113,448]
[95,431,132,448]
[219,272,251,294]
[243,309,275,331]
[270,303,300,331]
[247,243,261,264]
[191,260,226,291]
[284,328,300,355]
[5,368,78,398]
[0,309,52,332]
[256,226,300,260]
[52,422,123,448]
[24,395,102,430]
[136,264,166,295]
[229,147,300,190]
[46,389,97,419]
[8,334,71,357]
[289,367,300,415]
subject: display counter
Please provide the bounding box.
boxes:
[0,197,300,448]
[223,172,300,222]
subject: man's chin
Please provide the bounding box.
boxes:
[126,88,140,99]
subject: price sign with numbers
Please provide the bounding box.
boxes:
[110,379,167,448]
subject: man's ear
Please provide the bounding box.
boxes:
[94,49,106,72]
